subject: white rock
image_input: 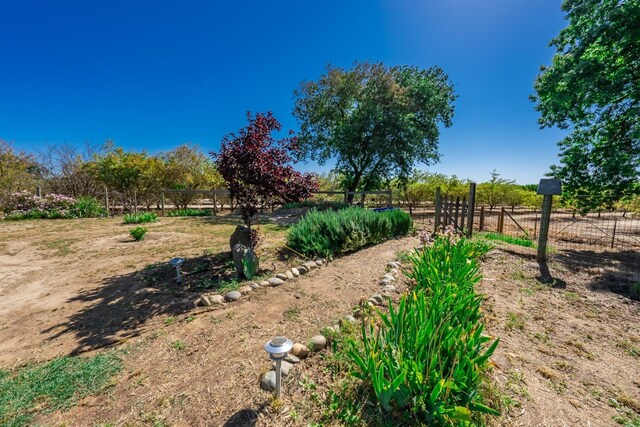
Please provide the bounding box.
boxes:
[310,335,327,351]
[275,273,288,281]
[260,371,276,391]
[290,268,300,277]
[209,295,225,305]
[286,270,294,280]
[268,277,285,286]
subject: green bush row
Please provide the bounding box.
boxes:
[286,207,412,258]
[4,197,105,220]
[348,237,498,424]
[282,200,350,211]
[166,208,213,217]
[123,212,157,224]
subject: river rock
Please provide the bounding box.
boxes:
[250,282,261,290]
[268,277,285,286]
[290,268,300,277]
[285,354,301,364]
[315,259,323,266]
[382,284,396,293]
[272,360,294,377]
[260,280,270,287]
[286,270,294,280]
[275,273,288,281]
[260,371,276,392]
[303,261,317,270]
[238,285,252,295]
[198,296,211,306]
[370,295,384,306]
[310,335,327,351]
[291,343,310,358]
[224,290,241,302]
[209,295,225,305]
[298,265,308,274]
[383,274,395,282]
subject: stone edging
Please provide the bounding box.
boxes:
[196,259,327,307]
[259,259,405,393]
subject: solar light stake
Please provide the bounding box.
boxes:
[264,336,293,398]
[169,257,185,283]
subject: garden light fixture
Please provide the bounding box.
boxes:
[169,257,185,283]
[263,336,293,398]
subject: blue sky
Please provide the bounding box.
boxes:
[0,0,567,184]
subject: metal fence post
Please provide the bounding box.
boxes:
[466,182,476,238]
[434,187,441,233]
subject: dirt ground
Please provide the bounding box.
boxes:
[1,216,639,426]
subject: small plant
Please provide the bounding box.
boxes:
[69,197,105,218]
[166,208,213,217]
[130,226,147,241]
[170,340,186,350]
[506,312,526,330]
[123,212,157,224]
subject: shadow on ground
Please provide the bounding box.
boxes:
[40,250,275,355]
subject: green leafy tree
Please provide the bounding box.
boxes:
[477,170,515,211]
[532,0,640,211]
[0,139,39,193]
[293,61,456,201]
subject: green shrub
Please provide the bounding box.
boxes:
[286,207,412,258]
[69,197,105,218]
[166,208,213,217]
[347,237,499,424]
[130,226,147,241]
[123,212,157,224]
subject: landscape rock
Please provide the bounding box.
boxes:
[260,371,276,392]
[315,259,323,266]
[198,296,211,306]
[303,261,317,270]
[232,243,259,279]
[271,360,294,377]
[390,268,400,275]
[290,268,300,277]
[380,277,392,285]
[275,273,288,281]
[260,280,270,287]
[250,283,261,290]
[290,343,310,358]
[238,285,252,295]
[387,262,397,269]
[383,274,395,282]
[310,335,327,351]
[382,284,396,293]
[229,225,252,251]
[224,290,242,302]
[286,270,294,280]
[342,315,358,324]
[369,295,384,306]
[285,354,301,364]
[268,277,285,286]
[298,265,309,274]
[209,295,225,305]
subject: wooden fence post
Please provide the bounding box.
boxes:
[104,187,109,216]
[460,196,466,231]
[387,190,392,207]
[36,186,42,197]
[466,183,476,238]
[434,187,442,232]
[498,207,505,233]
[537,195,553,262]
[133,190,138,214]
[611,219,618,249]
[212,190,217,216]
[161,191,165,217]
[479,206,485,231]
[454,196,460,230]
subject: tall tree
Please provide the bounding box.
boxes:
[532,0,640,211]
[0,139,39,193]
[293,61,456,201]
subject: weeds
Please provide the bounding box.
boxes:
[166,209,213,217]
[477,232,535,248]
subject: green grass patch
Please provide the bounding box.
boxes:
[123,212,157,224]
[0,353,122,426]
[166,208,213,217]
[477,232,535,248]
[286,207,412,258]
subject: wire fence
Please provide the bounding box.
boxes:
[409,203,640,282]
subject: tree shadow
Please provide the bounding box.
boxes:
[222,404,269,427]
[551,249,640,300]
[536,260,567,288]
[40,251,274,355]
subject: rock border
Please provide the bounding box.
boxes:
[259,259,406,393]
[197,258,327,308]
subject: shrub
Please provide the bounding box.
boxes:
[286,207,412,258]
[69,197,105,218]
[1,191,76,219]
[166,208,213,217]
[130,227,147,241]
[347,237,499,424]
[123,212,157,224]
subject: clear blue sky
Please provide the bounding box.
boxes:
[0,0,568,185]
